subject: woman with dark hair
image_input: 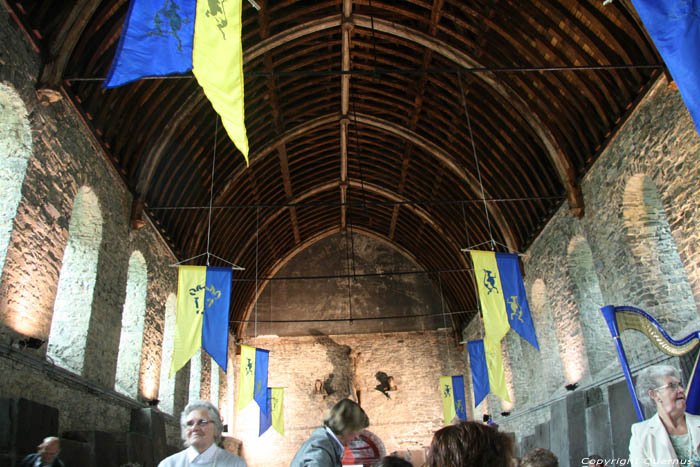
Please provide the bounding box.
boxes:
[158,400,246,467]
[426,421,512,467]
[291,398,370,466]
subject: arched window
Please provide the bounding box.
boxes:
[114,251,148,397]
[47,187,103,375]
[189,349,202,403]
[567,237,614,377]
[210,357,220,407]
[158,293,177,414]
[532,279,583,386]
[622,174,698,365]
[623,175,697,335]
[0,83,31,277]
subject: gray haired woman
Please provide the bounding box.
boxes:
[291,398,369,466]
[158,400,246,467]
[629,364,700,467]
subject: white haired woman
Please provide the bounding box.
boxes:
[158,400,246,467]
[629,364,700,466]
[291,398,369,466]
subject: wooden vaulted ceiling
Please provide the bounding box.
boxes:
[7,0,662,338]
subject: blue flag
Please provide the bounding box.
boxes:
[259,387,272,436]
[201,266,231,372]
[254,348,269,414]
[103,0,195,88]
[452,375,467,422]
[496,253,539,350]
[468,340,490,407]
[631,1,700,135]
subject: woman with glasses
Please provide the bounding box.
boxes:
[629,364,700,467]
[158,400,246,467]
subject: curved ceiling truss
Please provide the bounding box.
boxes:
[10,0,661,336]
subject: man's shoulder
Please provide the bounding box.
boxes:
[19,453,38,466]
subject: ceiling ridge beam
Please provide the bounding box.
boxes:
[244,13,584,218]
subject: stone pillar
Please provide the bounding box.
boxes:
[550,391,587,466]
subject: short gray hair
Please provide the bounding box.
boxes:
[180,400,225,445]
[635,364,681,411]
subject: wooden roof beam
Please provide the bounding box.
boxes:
[38,0,102,88]
[245,14,584,218]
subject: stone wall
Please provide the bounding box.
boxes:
[0,6,183,445]
[492,75,700,461]
[233,330,467,467]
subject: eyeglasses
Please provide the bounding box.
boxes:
[653,381,684,393]
[185,418,211,428]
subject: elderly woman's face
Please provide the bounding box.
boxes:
[185,408,217,452]
[651,375,685,415]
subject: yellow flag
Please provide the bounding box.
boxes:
[470,251,509,342]
[170,266,207,377]
[238,344,256,411]
[484,336,511,403]
[439,376,456,426]
[193,0,250,163]
[271,387,284,436]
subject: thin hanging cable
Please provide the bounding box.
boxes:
[232,266,473,281]
[205,117,219,266]
[351,100,370,221]
[168,118,243,269]
[458,71,495,250]
[439,272,451,364]
[344,211,354,323]
[461,201,471,248]
[255,206,259,338]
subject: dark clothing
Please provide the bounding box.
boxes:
[290,427,344,467]
[18,453,65,467]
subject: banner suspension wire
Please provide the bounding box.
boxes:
[255,206,259,338]
[169,116,245,270]
[457,71,518,255]
[439,272,451,367]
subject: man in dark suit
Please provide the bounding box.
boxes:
[19,437,65,467]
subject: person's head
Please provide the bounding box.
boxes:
[180,400,225,453]
[635,364,685,415]
[323,398,369,446]
[37,437,60,464]
[521,448,558,467]
[426,421,512,467]
[374,456,413,467]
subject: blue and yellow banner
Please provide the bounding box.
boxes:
[259,387,284,436]
[192,0,249,162]
[202,266,232,372]
[104,0,249,162]
[484,335,510,403]
[470,251,538,349]
[239,344,256,411]
[170,266,231,377]
[496,253,539,350]
[631,1,700,136]
[104,0,195,87]
[467,340,490,407]
[470,251,509,342]
[254,348,269,414]
[439,376,467,426]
